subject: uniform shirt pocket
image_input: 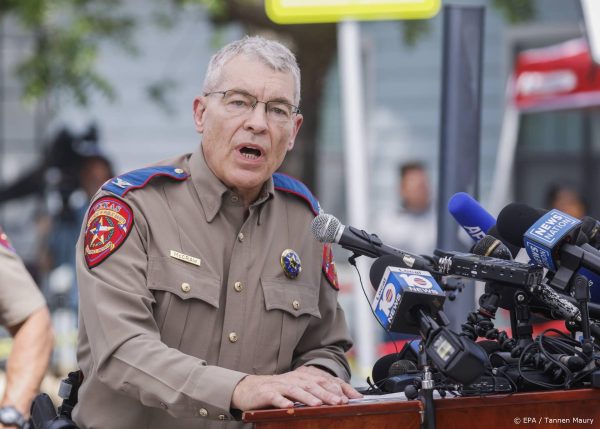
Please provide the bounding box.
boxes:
[147,256,221,350]
[253,278,321,374]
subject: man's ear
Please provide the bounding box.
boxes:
[193,96,207,133]
[288,113,304,151]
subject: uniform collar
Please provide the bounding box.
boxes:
[189,146,275,223]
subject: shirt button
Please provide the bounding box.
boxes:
[181,282,191,293]
[229,332,238,343]
[231,195,239,202]
[198,408,208,417]
[292,300,300,310]
[218,415,227,420]
[174,168,184,174]
[234,281,243,292]
[237,232,244,242]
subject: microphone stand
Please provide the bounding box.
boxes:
[572,273,595,359]
[416,343,436,429]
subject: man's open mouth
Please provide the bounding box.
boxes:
[239,146,263,160]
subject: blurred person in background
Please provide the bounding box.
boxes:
[0,227,53,429]
[39,154,114,313]
[73,35,360,429]
[374,161,436,256]
[545,183,587,219]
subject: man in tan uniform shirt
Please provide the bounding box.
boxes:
[74,36,360,429]
[0,227,53,428]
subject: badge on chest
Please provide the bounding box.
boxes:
[280,249,302,279]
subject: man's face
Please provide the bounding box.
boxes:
[193,55,303,201]
[401,169,431,213]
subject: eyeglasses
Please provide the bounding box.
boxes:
[204,90,300,124]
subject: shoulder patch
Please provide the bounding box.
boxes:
[322,244,339,291]
[273,173,321,216]
[0,227,15,252]
[102,166,188,197]
[84,197,134,268]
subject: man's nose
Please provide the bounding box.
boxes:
[243,102,269,132]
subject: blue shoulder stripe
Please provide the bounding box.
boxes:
[273,173,321,216]
[102,166,189,197]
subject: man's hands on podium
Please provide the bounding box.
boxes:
[231,365,362,411]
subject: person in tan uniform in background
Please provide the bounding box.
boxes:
[73,36,361,429]
[0,228,53,429]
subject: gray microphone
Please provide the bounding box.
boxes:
[311,213,432,270]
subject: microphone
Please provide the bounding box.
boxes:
[311,213,433,270]
[369,256,487,384]
[384,360,422,393]
[552,354,587,371]
[369,256,446,335]
[389,359,418,376]
[497,203,600,291]
[485,225,521,258]
[448,192,520,257]
[470,234,581,322]
[471,235,513,260]
[448,192,496,242]
[371,353,403,385]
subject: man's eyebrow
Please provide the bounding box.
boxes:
[268,96,295,105]
[229,88,294,105]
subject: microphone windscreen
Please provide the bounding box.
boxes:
[497,203,546,247]
[372,353,401,384]
[471,235,513,260]
[369,255,405,291]
[388,359,417,377]
[448,192,496,240]
[311,213,340,243]
[487,225,521,257]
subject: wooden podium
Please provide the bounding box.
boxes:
[243,388,600,429]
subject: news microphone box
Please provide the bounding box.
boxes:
[371,267,445,335]
[524,209,581,271]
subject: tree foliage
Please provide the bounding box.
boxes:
[2,0,137,105]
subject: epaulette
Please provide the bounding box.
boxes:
[102,166,189,197]
[273,173,321,216]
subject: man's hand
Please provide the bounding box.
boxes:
[231,365,362,411]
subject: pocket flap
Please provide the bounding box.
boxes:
[148,256,221,308]
[261,278,321,319]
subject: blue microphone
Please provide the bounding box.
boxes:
[448,192,496,242]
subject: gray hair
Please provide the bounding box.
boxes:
[202,35,301,106]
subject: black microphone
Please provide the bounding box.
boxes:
[470,234,581,322]
[311,213,433,270]
[552,354,586,371]
[497,203,592,249]
[487,225,521,258]
[497,203,600,291]
[371,353,403,386]
[389,359,418,376]
[471,234,513,260]
[384,360,422,393]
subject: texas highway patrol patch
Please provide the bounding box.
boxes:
[84,197,133,268]
[322,244,339,290]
